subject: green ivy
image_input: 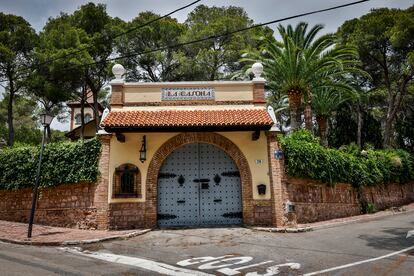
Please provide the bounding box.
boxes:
[281,129,414,187]
[0,138,101,190]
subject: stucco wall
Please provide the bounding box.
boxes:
[71,107,95,130]
[121,82,254,104]
[108,131,271,204]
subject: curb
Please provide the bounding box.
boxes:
[252,226,313,233]
[303,207,414,231]
[0,229,151,246]
[252,205,414,234]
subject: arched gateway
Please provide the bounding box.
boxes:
[144,132,254,228]
[98,63,286,230]
[157,142,242,227]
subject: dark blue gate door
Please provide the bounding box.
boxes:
[157,143,242,227]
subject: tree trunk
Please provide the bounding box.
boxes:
[289,105,299,132]
[357,105,363,149]
[80,86,86,140]
[7,88,15,147]
[380,68,410,147]
[93,91,100,132]
[304,101,312,131]
[85,75,101,133]
[383,117,393,147]
[288,89,302,132]
[317,115,328,147]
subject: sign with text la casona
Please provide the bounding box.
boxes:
[161,87,215,101]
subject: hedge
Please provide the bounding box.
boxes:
[280,130,414,187]
[0,138,101,190]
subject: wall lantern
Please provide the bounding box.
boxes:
[274,149,283,160]
[257,184,266,195]
[139,135,147,163]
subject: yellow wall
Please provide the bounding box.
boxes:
[122,82,253,104]
[71,107,94,130]
[219,131,270,200]
[107,131,270,203]
[72,122,97,138]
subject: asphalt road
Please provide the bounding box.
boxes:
[0,212,413,275]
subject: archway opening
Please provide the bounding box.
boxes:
[157,143,242,227]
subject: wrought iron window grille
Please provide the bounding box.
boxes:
[113,164,141,198]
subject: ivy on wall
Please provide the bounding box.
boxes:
[281,130,413,187]
[0,138,101,190]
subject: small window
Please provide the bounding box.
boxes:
[75,114,81,125]
[113,164,141,198]
[84,113,92,123]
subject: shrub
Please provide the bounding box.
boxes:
[0,138,101,190]
[281,129,413,187]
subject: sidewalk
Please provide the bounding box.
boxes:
[298,202,414,230]
[253,202,414,233]
[0,220,150,246]
[1,203,413,245]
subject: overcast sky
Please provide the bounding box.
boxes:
[1,0,412,130]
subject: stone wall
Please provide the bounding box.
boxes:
[284,176,414,224]
[0,182,97,229]
[108,202,145,230]
[252,201,273,226]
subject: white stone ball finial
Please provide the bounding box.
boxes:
[112,64,125,80]
[252,62,263,79]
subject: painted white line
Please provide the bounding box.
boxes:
[217,260,274,275]
[406,230,414,239]
[61,247,214,276]
[303,245,414,276]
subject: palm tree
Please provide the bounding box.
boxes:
[312,88,350,146]
[246,22,363,132]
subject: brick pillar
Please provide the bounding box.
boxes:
[94,133,112,229]
[253,81,266,105]
[267,131,285,227]
[110,84,124,107]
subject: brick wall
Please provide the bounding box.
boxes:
[253,200,273,226]
[108,202,145,230]
[0,182,97,229]
[253,82,266,104]
[267,132,285,227]
[94,134,112,229]
[284,176,414,223]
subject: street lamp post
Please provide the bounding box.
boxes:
[27,113,54,238]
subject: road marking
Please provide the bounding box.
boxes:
[406,230,414,239]
[61,247,214,276]
[177,255,235,267]
[303,245,414,276]
[217,260,274,275]
[246,263,301,276]
[198,256,253,270]
[177,255,300,275]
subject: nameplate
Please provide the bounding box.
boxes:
[161,87,215,101]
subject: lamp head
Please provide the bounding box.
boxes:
[40,113,54,127]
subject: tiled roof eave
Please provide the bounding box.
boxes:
[103,124,272,133]
[101,108,274,131]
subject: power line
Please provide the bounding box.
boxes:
[62,0,371,71]
[24,0,202,70]
[14,0,371,82]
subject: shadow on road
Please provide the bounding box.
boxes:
[358,227,413,251]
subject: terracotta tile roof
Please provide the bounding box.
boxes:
[101,108,273,130]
